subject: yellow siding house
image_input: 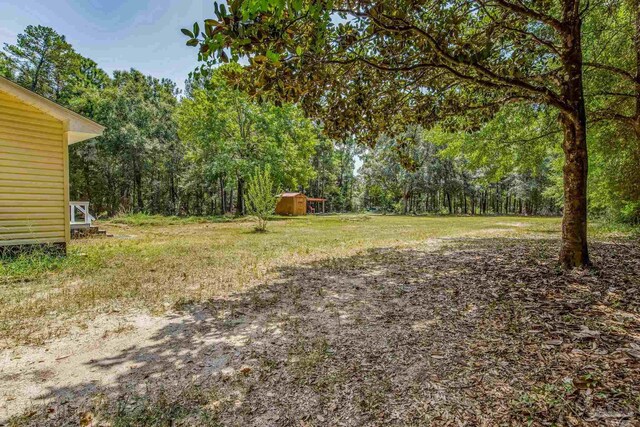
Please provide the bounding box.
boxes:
[0,76,104,253]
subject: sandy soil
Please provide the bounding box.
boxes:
[0,312,204,421]
[2,237,639,426]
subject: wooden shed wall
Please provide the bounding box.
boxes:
[0,90,68,247]
[275,197,293,215]
[275,195,307,216]
[293,196,307,215]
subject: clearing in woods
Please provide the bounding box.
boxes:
[1,215,639,425]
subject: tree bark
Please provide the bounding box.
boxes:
[133,157,143,213]
[558,2,590,268]
[236,177,245,216]
[635,0,640,127]
[559,113,589,267]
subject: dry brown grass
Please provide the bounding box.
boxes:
[0,213,613,348]
[9,236,639,426]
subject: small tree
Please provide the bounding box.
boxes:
[185,0,606,268]
[246,166,278,231]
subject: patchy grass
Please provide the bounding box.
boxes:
[12,385,225,427]
[9,236,639,426]
[0,214,633,347]
[588,220,640,239]
[108,212,240,227]
[105,385,223,427]
[0,250,71,281]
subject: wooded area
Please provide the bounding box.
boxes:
[184,0,640,267]
[1,0,639,267]
[1,2,640,424]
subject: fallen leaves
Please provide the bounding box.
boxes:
[12,238,640,426]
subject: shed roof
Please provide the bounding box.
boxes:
[280,192,305,198]
[0,76,104,144]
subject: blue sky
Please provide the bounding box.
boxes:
[1,0,364,172]
[0,0,210,93]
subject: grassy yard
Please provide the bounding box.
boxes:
[0,214,567,347]
[2,214,639,426]
[0,214,634,348]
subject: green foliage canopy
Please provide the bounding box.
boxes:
[176,65,319,213]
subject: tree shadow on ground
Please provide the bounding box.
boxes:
[12,238,640,426]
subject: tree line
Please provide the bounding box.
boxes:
[359,124,558,215]
[1,19,637,239]
[0,26,355,216]
[185,0,640,266]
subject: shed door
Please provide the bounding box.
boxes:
[295,197,306,215]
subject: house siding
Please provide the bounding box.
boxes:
[0,90,67,247]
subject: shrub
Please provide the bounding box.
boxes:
[619,201,640,225]
[246,166,279,231]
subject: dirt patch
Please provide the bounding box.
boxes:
[1,314,180,420]
[4,238,640,426]
[495,221,529,227]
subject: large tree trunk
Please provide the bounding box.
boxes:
[559,113,589,268]
[636,0,640,127]
[558,1,590,268]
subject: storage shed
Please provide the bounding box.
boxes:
[0,76,104,253]
[275,192,308,216]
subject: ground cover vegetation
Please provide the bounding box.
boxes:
[1,217,638,426]
[183,0,640,267]
[1,215,569,348]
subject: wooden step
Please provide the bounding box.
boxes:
[71,225,112,239]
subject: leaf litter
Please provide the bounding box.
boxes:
[7,237,640,426]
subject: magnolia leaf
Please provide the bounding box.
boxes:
[291,0,303,13]
[266,50,280,62]
[181,28,194,38]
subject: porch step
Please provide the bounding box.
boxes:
[71,225,112,239]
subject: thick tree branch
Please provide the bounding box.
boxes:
[324,56,509,91]
[360,12,570,113]
[500,25,561,55]
[486,0,565,33]
[584,62,637,83]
